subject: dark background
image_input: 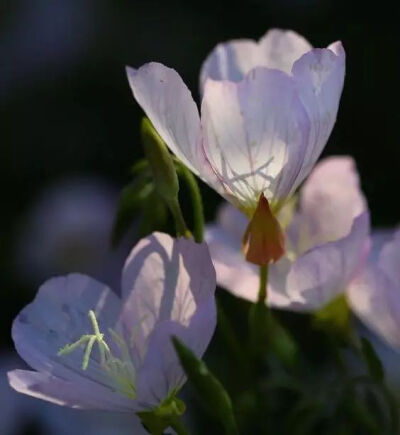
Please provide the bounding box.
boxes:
[1,0,400,432]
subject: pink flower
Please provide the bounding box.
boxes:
[348,228,400,349]
[8,233,216,412]
[126,29,345,215]
[206,157,369,311]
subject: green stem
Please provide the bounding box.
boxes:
[217,300,249,375]
[168,197,190,238]
[169,417,191,435]
[176,162,204,243]
[258,265,269,304]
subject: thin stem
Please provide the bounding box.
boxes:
[258,265,269,304]
[169,417,191,435]
[176,162,204,243]
[217,300,249,376]
[168,197,191,238]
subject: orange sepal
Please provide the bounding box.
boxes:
[242,194,285,265]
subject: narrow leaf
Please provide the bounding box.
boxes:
[361,337,384,383]
[172,337,239,435]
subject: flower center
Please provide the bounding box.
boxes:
[58,310,136,399]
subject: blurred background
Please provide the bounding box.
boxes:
[1,0,400,433]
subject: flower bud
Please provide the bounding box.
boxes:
[242,194,285,265]
[141,117,179,202]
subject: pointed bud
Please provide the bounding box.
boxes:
[141,117,179,202]
[242,194,285,265]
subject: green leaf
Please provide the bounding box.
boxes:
[361,337,385,383]
[172,337,239,435]
[111,176,154,248]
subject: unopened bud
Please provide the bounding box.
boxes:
[242,193,285,265]
[141,117,179,202]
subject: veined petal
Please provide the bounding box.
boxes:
[8,370,133,412]
[11,274,125,405]
[200,29,312,92]
[283,212,369,311]
[121,232,216,363]
[291,44,345,186]
[348,268,400,349]
[378,228,400,288]
[137,300,234,411]
[258,29,313,75]
[126,63,203,176]
[200,39,260,93]
[348,229,400,349]
[205,204,259,301]
[201,67,310,210]
[135,320,190,408]
[292,156,366,252]
[205,203,293,307]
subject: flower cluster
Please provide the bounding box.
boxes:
[8,29,400,434]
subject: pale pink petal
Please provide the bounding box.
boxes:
[291,45,345,185]
[121,232,216,362]
[199,29,312,92]
[378,229,400,288]
[126,63,203,176]
[200,39,260,92]
[348,268,400,349]
[134,320,190,408]
[206,223,259,302]
[12,274,124,399]
[216,201,248,239]
[201,67,310,209]
[205,203,255,300]
[348,229,400,349]
[293,156,366,252]
[136,284,216,406]
[8,370,133,412]
[282,212,369,311]
[258,29,313,74]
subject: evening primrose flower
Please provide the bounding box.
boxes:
[126,29,345,265]
[8,233,216,414]
[348,228,400,349]
[206,157,369,311]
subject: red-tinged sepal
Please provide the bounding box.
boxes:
[242,194,285,265]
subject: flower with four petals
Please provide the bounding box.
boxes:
[8,233,216,414]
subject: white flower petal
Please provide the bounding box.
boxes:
[12,274,123,395]
[291,44,345,186]
[378,228,400,288]
[293,156,366,252]
[201,67,310,209]
[200,29,312,92]
[8,370,133,412]
[121,232,216,362]
[284,212,369,311]
[126,63,203,177]
[348,267,400,349]
[258,29,313,74]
